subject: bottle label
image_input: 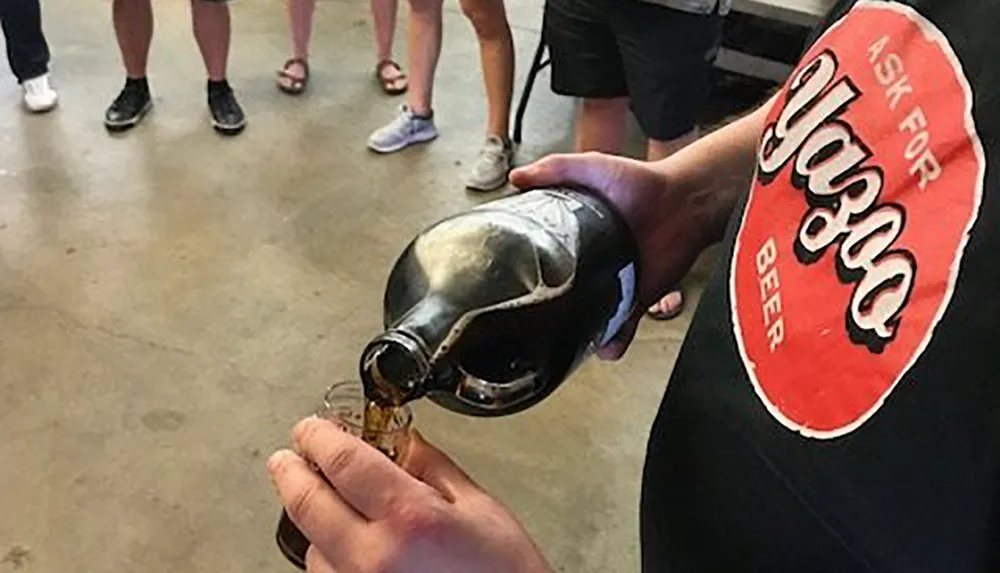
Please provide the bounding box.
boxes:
[491,190,637,346]
[485,190,584,257]
[599,263,636,346]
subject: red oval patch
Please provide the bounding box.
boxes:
[731,1,985,438]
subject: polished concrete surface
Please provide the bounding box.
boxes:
[0,1,714,571]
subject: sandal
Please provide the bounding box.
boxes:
[277,58,310,95]
[375,60,408,96]
[646,290,685,321]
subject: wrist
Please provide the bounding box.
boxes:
[621,162,713,306]
[648,152,723,260]
[652,100,774,251]
[668,160,742,253]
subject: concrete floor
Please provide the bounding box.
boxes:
[0,0,712,571]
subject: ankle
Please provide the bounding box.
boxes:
[22,71,49,83]
[207,79,230,93]
[410,107,433,120]
[126,76,149,92]
[488,132,511,146]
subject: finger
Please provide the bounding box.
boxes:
[596,314,641,361]
[305,545,339,573]
[400,430,479,503]
[267,449,367,562]
[293,417,424,519]
[509,155,566,189]
[509,152,617,192]
[290,415,350,460]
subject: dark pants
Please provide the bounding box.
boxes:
[0,0,50,83]
[544,0,722,141]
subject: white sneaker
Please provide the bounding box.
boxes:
[465,135,513,192]
[22,74,59,113]
[367,105,438,154]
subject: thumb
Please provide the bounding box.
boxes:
[596,314,641,361]
[509,152,617,192]
[400,431,478,502]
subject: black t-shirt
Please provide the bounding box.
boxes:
[641,0,1000,571]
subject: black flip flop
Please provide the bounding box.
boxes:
[646,291,685,321]
[376,60,408,96]
[277,58,310,95]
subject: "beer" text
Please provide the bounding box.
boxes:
[756,238,785,353]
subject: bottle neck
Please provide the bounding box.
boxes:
[359,329,431,406]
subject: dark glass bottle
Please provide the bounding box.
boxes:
[360,187,639,415]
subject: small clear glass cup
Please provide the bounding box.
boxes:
[275,381,413,569]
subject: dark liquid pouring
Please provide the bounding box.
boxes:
[275,399,403,569]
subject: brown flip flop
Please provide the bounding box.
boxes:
[375,60,408,96]
[277,58,310,95]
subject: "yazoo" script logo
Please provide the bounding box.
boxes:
[757,49,916,354]
[731,1,984,436]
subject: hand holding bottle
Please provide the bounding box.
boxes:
[511,153,707,360]
[511,100,778,359]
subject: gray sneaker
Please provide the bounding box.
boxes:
[367,105,438,154]
[465,135,513,192]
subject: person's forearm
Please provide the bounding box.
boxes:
[654,94,777,250]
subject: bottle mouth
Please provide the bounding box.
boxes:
[360,331,430,405]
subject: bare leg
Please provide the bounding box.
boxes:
[191,0,230,81]
[279,0,314,88]
[405,0,443,116]
[113,0,154,78]
[647,129,699,318]
[288,0,315,60]
[372,0,407,92]
[575,97,630,153]
[371,0,398,61]
[460,0,514,140]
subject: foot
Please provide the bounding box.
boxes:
[646,290,684,321]
[367,105,438,154]
[375,60,408,95]
[208,80,247,136]
[21,73,59,113]
[277,58,309,95]
[104,79,152,132]
[465,135,513,192]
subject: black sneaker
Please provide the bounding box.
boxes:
[104,80,152,132]
[208,82,246,136]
